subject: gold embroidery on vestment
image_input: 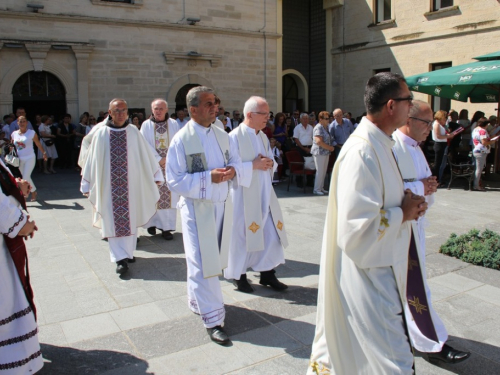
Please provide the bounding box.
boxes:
[408,296,428,314]
[248,222,260,233]
[277,221,283,231]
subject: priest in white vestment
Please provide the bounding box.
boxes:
[308,73,429,375]
[140,99,180,240]
[393,100,470,365]
[166,86,242,346]
[224,96,288,293]
[81,99,163,275]
[0,159,43,374]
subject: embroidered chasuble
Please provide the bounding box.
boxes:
[179,122,233,278]
[234,125,288,252]
[155,120,172,209]
[109,130,132,236]
[82,125,161,238]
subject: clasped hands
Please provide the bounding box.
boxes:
[402,189,428,222]
[421,176,438,196]
[211,166,235,183]
[252,154,273,171]
[18,215,38,240]
[15,178,32,197]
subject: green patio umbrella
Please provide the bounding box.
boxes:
[405,51,500,117]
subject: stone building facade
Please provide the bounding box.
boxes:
[327,0,500,118]
[0,0,281,122]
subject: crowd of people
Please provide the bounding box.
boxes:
[4,74,499,374]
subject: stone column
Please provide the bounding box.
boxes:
[0,42,9,117]
[276,0,283,112]
[71,45,94,116]
[323,0,343,111]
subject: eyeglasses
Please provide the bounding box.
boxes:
[409,117,433,127]
[111,109,128,114]
[251,112,270,118]
[379,96,413,105]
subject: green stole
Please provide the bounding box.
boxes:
[235,126,288,252]
[179,122,233,279]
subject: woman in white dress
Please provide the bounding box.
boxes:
[37,115,58,174]
[10,116,47,201]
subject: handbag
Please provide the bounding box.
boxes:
[303,156,316,170]
[5,147,20,168]
[44,138,54,146]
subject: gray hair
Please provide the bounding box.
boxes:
[243,96,268,117]
[151,98,168,108]
[186,86,215,110]
[300,113,309,120]
[108,98,128,109]
[408,100,429,118]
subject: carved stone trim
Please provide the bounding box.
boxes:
[90,0,143,8]
[25,44,51,71]
[164,52,222,68]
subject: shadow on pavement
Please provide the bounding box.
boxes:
[38,343,152,375]
[31,200,85,210]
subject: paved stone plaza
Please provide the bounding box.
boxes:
[25,170,500,375]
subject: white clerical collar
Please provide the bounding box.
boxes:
[192,120,212,135]
[396,129,419,148]
[241,123,259,135]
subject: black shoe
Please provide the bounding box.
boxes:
[206,326,230,345]
[233,274,254,293]
[128,256,136,263]
[116,259,129,274]
[427,344,471,364]
[162,230,173,240]
[259,270,288,291]
[147,227,156,235]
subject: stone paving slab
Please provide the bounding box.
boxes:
[26,169,500,374]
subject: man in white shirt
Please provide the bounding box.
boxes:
[9,108,34,134]
[292,113,314,187]
[393,100,470,365]
[176,108,189,129]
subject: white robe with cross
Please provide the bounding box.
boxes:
[308,117,414,375]
[224,124,285,280]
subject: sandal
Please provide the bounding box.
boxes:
[31,191,38,201]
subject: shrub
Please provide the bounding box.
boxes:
[439,229,500,270]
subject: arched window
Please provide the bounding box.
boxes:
[12,71,65,100]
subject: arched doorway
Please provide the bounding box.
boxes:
[12,71,66,124]
[282,69,308,114]
[175,84,200,112]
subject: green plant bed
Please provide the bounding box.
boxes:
[439,229,500,270]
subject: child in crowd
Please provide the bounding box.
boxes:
[270,138,283,185]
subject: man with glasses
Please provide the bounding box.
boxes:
[231,110,242,129]
[224,96,288,294]
[309,73,428,374]
[293,113,314,188]
[80,98,163,275]
[141,99,180,241]
[166,86,242,346]
[393,100,470,365]
[328,108,354,159]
